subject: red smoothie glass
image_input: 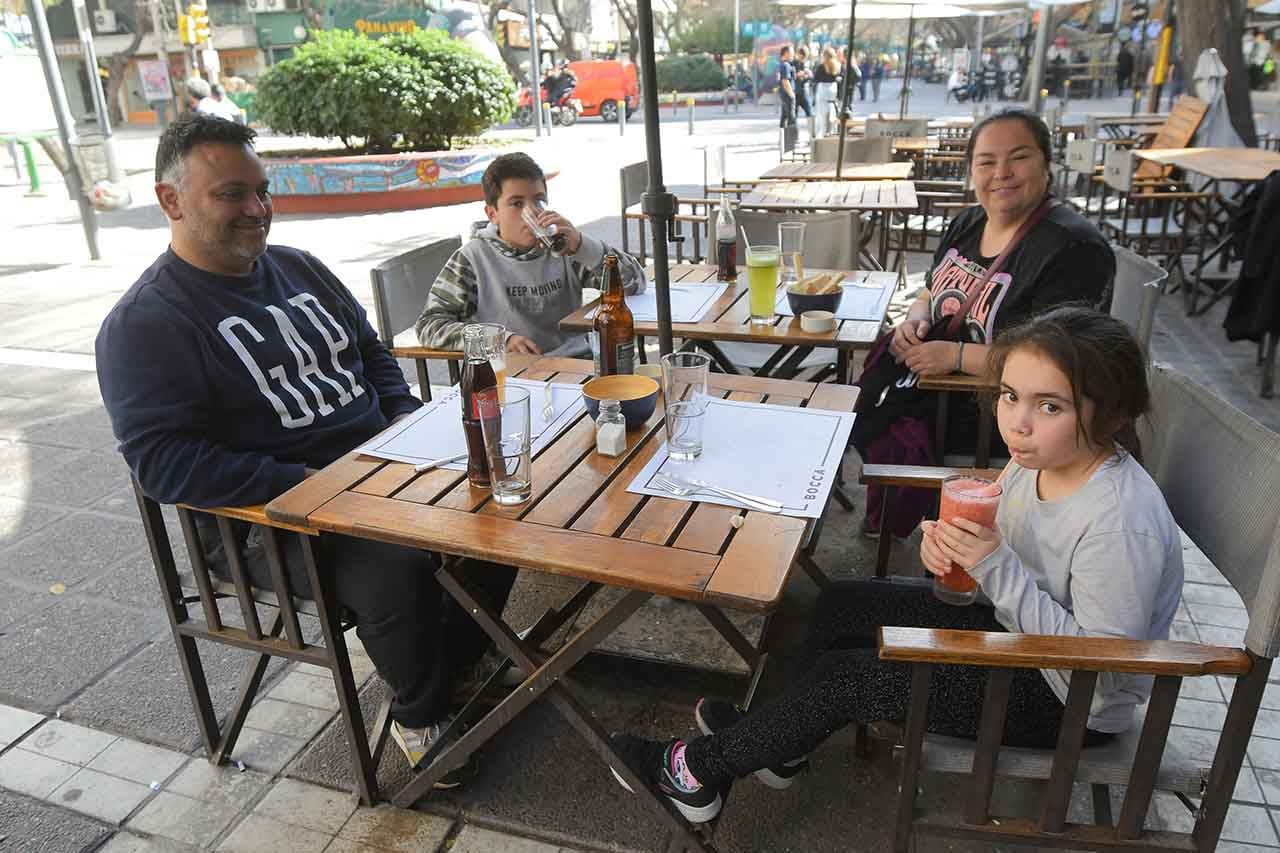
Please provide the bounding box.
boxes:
[933,475,1003,605]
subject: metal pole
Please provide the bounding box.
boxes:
[733,0,740,73]
[752,0,760,106]
[899,9,916,119]
[25,0,99,259]
[834,0,858,179]
[973,14,984,75]
[529,0,544,137]
[1028,4,1053,112]
[636,0,676,356]
[72,0,123,183]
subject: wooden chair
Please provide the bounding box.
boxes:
[875,363,1280,853]
[620,161,714,265]
[369,237,464,401]
[885,179,974,272]
[811,135,892,164]
[865,118,930,139]
[131,480,383,804]
[779,124,803,162]
[914,239,1169,474]
[1096,150,1212,266]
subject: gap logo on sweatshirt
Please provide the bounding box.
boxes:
[217,293,366,429]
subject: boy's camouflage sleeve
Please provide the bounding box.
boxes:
[414,248,478,350]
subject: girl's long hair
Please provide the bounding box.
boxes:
[986,306,1150,463]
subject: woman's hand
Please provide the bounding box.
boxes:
[889,317,931,360]
[902,341,959,376]
[930,517,1002,571]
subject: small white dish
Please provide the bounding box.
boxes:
[800,310,836,333]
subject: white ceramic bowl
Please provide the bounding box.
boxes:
[800,310,836,333]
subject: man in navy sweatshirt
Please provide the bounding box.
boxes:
[96,114,515,777]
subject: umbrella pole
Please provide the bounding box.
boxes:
[636,0,677,357]
[900,10,916,119]
[834,1,859,179]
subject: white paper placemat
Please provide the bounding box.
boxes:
[356,377,585,470]
[587,283,729,323]
[774,272,894,322]
[626,398,855,518]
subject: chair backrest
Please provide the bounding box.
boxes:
[1139,365,1280,658]
[1109,243,1167,349]
[812,135,892,164]
[703,146,725,193]
[779,124,799,157]
[735,209,860,270]
[865,118,929,138]
[620,160,647,210]
[1102,148,1134,192]
[369,236,463,346]
[1135,95,1209,179]
[1064,138,1097,173]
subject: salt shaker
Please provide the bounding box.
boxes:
[595,399,627,457]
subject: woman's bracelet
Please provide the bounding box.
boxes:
[955,341,965,372]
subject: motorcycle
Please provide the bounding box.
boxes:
[515,83,583,127]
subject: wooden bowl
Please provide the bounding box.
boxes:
[582,374,660,428]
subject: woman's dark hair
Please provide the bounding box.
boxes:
[986,306,1150,462]
[964,108,1053,175]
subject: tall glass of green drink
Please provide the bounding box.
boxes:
[746,244,779,325]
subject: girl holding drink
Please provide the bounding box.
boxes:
[608,308,1185,823]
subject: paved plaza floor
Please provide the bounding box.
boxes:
[2,83,1280,851]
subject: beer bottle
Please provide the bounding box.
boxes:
[592,253,635,376]
[715,194,738,282]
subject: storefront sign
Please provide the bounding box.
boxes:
[137,58,172,101]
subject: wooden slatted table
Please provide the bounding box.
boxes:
[758,160,915,182]
[738,179,919,267]
[560,263,897,383]
[266,355,857,846]
[1132,147,1280,321]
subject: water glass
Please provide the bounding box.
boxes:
[745,245,779,325]
[477,386,533,505]
[778,222,805,288]
[661,351,711,461]
[520,203,566,254]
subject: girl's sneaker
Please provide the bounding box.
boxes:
[608,735,723,823]
[694,698,809,790]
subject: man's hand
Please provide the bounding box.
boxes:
[902,341,959,377]
[537,209,582,255]
[506,334,542,355]
[928,517,1002,571]
[888,317,931,361]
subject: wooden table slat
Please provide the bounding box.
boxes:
[703,511,809,611]
[266,453,383,528]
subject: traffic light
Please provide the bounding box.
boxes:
[182,2,211,45]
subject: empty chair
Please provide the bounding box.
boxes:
[865,118,929,139]
[812,135,893,164]
[1109,243,1168,352]
[620,161,711,265]
[369,236,463,400]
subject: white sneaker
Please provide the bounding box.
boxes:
[390,718,475,788]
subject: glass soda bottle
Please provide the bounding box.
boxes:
[715,194,738,283]
[460,323,504,488]
[592,253,635,376]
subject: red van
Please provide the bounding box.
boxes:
[566,60,639,122]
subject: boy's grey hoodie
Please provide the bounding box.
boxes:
[414,222,645,357]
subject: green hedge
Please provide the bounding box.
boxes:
[655,54,728,93]
[256,29,515,153]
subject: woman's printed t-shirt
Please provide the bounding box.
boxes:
[925,202,1116,345]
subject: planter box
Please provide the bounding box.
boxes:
[264,149,550,214]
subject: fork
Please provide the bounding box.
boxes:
[652,474,783,514]
[541,382,555,423]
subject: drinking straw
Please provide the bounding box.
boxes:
[740,227,752,252]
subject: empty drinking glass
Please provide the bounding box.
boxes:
[520,203,568,254]
[477,386,533,505]
[779,222,806,288]
[661,351,711,461]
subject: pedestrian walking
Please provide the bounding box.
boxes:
[871,55,885,102]
[793,46,814,120]
[778,45,797,128]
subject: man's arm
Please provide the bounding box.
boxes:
[303,252,421,421]
[96,301,306,508]
[414,248,479,351]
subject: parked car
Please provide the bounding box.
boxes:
[566,59,639,122]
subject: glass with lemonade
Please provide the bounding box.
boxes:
[746,245,779,325]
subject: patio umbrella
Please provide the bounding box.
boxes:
[635,0,679,355]
[809,3,974,175]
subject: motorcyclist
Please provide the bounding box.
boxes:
[548,60,577,106]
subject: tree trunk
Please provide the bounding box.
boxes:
[103,0,149,125]
[1178,0,1256,146]
[609,0,639,63]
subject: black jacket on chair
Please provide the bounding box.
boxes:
[1225,169,1280,342]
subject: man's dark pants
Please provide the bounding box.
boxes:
[204,520,517,729]
[780,93,796,127]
